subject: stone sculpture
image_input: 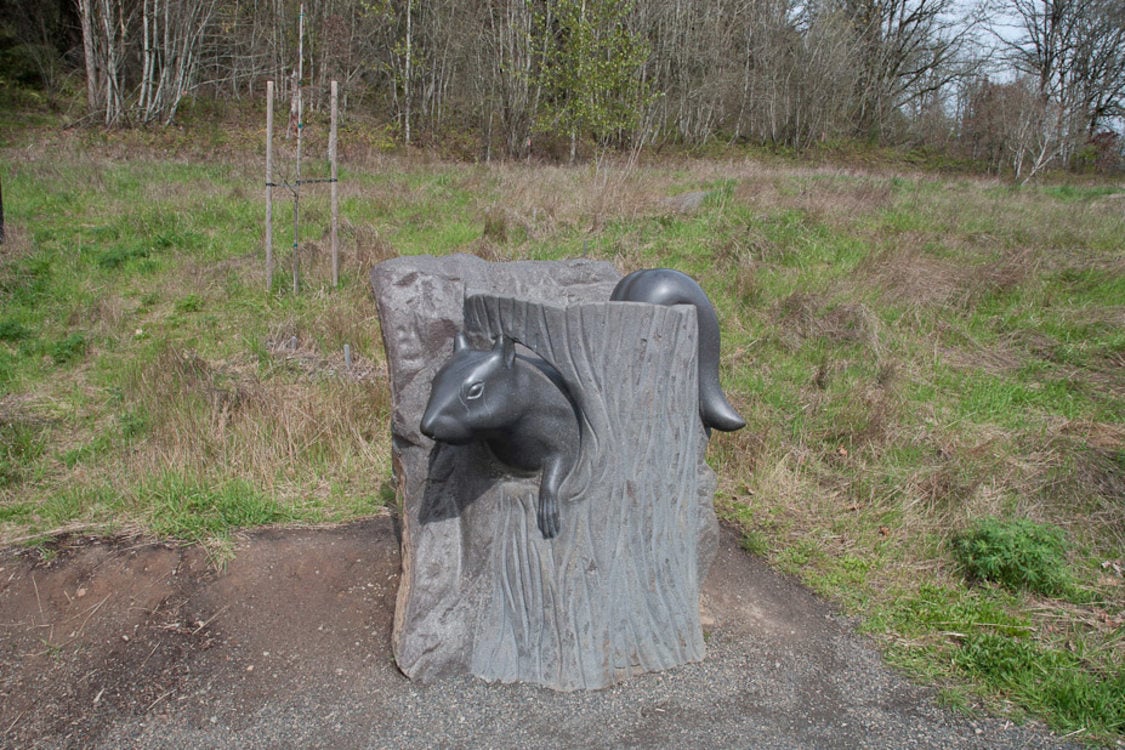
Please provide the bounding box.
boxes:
[371,255,741,690]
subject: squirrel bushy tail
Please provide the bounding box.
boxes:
[611,268,745,433]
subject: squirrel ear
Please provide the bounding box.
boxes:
[493,336,516,368]
[453,332,469,352]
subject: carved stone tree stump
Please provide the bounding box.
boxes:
[371,255,718,691]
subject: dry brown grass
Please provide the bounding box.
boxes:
[862,246,977,310]
[0,221,34,263]
[773,292,886,355]
[734,168,898,231]
[886,419,1125,566]
[1030,423,1125,547]
[488,163,670,235]
[120,342,390,506]
[68,294,133,336]
[861,243,1043,317]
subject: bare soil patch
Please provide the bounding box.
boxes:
[1,521,398,746]
[1,517,1077,749]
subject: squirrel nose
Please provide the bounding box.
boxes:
[423,407,443,436]
[420,411,437,439]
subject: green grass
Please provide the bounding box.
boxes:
[1,420,46,487]
[0,115,1122,743]
[145,472,291,542]
[868,582,1124,738]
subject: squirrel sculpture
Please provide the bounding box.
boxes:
[420,333,579,539]
[419,269,743,540]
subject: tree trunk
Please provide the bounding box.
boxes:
[459,295,716,689]
[403,0,413,145]
[78,0,100,114]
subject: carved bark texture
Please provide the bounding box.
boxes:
[371,255,718,691]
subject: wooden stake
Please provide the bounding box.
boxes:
[330,80,339,287]
[292,3,304,295]
[265,80,274,290]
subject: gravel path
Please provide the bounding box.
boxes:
[1,518,1079,749]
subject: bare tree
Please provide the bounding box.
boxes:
[793,7,863,146]
[811,0,976,139]
[472,0,546,159]
[959,74,1072,180]
[76,0,223,125]
[1073,0,1125,132]
[136,0,220,124]
[47,0,1031,159]
[76,0,133,125]
[996,0,1125,145]
[636,0,742,145]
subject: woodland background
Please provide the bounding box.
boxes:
[1,0,1123,178]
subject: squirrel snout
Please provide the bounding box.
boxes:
[420,411,438,439]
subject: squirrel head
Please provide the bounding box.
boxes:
[420,334,517,443]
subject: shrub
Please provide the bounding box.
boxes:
[49,332,87,365]
[0,320,30,342]
[174,294,204,313]
[950,517,1075,597]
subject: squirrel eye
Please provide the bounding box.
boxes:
[466,382,484,400]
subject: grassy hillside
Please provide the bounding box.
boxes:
[1,116,1122,742]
